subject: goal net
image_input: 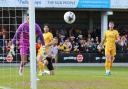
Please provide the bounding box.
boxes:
[0,0,37,89]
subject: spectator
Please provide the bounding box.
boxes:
[118,35,127,52]
[58,42,64,52]
[78,39,85,52]
[0,26,8,52]
[64,38,72,52]
[95,36,100,45]
[70,36,76,51]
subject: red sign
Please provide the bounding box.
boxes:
[76,54,84,63]
[6,55,13,62]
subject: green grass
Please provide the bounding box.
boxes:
[0,66,128,89]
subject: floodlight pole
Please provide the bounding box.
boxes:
[29,0,37,89]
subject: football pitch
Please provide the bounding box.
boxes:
[0,66,128,89]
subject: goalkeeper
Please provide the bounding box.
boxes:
[10,14,45,76]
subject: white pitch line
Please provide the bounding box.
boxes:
[0,63,128,67]
[0,86,11,89]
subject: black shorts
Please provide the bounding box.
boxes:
[46,57,54,70]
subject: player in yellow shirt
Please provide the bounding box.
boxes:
[43,24,53,53]
[99,21,120,75]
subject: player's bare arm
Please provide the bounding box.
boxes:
[99,34,106,48]
[45,41,53,47]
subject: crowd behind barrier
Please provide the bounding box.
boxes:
[0,25,128,63]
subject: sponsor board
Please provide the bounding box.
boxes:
[0,0,110,8]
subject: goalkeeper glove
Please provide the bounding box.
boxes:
[8,44,15,56]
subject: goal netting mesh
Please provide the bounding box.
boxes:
[0,7,31,89]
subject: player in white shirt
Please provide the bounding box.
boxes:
[44,37,58,75]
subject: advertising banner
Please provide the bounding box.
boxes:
[0,0,44,7]
[0,0,110,8]
[77,0,110,8]
[58,52,128,63]
[0,52,128,63]
[1,0,128,9]
[111,0,128,8]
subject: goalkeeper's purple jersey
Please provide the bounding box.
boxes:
[12,22,45,47]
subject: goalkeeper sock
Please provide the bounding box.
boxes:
[19,62,26,73]
[19,62,24,73]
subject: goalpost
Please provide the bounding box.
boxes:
[29,0,37,89]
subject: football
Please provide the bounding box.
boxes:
[64,11,76,24]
